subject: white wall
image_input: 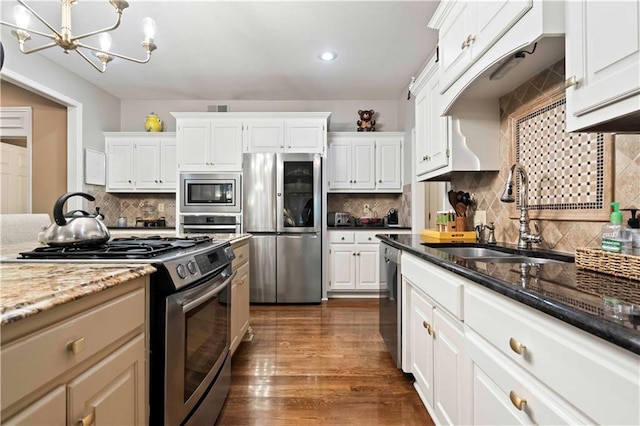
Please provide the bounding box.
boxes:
[120,100,399,132]
[1,41,121,153]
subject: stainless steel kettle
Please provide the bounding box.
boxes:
[43,192,110,247]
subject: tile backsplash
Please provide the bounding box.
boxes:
[449,59,640,254]
[327,193,403,224]
[86,185,176,227]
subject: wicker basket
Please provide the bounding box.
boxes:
[575,247,640,281]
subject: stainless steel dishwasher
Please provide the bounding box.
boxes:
[379,242,401,369]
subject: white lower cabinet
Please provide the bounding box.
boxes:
[230,239,251,356]
[403,253,465,425]
[329,231,379,292]
[1,278,147,425]
[402,252,640,425]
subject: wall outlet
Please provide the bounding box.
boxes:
[473,210,486,227]
[158,203,165,213]
[363,203,370,215]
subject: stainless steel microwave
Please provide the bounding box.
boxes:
[179,172,242,213]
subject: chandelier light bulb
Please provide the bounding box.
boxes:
[14,5,30,28]
[99,33,112,52]
[143,17,156,39]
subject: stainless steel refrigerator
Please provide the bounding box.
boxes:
[243,153,322,303]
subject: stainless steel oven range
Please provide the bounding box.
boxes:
[17,236,236,425]
[180,172,242,213]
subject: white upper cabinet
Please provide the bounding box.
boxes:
[244,118,326,153]
[327,133,403,193]
[437,0,533,94]
[565,0,640,132]
[176,118,242,172]
[429,0,564,115]
[414,55,450,178]
[106,133,177,192]
[244,120,285,152]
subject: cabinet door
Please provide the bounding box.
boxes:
[330,244,356,290]
[355,243,379,290]
[414,82,430,177]
[285,120,324,153]
[375,138,402,191]
[244,120,285,152]
[433,308,464,426]
[351,139,375,190]
[177,119,212,171]
[159,139,177,190]
[134,140,161,189]
[409,285,435,407]
[211,120,243,171]
[328,139,352,190]
[425,71,449,173]
[438,1,473,92]
[230,261,250,356]
[67,334,145,426]
[107,140,134,190]
[566,0,640,131]
[4,386,65,426]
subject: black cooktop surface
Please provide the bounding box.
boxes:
[19,236,213,260]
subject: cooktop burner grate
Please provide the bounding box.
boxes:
[19,236,213,260]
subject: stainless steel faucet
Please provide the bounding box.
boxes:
[500,163,542,249]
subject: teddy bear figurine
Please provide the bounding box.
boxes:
[357,109,376,132]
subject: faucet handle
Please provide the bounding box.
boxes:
[486,222,495,230]
[486,223,497,244]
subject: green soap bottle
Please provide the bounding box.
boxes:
[602,202,632,253]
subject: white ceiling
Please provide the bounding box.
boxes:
[1,1,441,101]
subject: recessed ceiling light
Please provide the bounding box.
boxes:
[319,51,337,62]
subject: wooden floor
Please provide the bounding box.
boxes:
[217,299,434,425]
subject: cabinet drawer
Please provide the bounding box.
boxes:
[465,285,640,425]
[401,253,463,320]
[354,232,378,244]
[231,241,249,270]
[467,330,592,425]
[329,232,354,243]
[1,289,145,410]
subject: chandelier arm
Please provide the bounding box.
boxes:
[0,21,58,40]
[72,12,124,42]
[75,49,107,73]
[16,0,62,38]
[18,41,59,55]
[76,42,152,64]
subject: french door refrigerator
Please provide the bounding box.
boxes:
[243,153,322,303]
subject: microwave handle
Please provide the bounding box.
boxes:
[182,271,235,313]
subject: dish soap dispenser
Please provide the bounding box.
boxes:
[602,202,632,253]
[622,208,640,248]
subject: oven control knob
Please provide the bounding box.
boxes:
[176,264,188,279]
[224,247,236,261]
[187,260,198,275]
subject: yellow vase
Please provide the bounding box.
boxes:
[144,113,163,132]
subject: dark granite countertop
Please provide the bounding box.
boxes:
[327,225,411,230]
[377,233,640,356]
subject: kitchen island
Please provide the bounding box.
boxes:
[379,233,640,425]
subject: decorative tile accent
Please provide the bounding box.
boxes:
[510,91,612,220]
[450,58,640,253]
[328,193,402,222]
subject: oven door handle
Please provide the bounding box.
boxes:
[183,225,239,230]
[182,271,236,313]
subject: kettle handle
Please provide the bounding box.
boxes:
[53,192,96,226]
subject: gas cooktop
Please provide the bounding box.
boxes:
[18,236,215,261]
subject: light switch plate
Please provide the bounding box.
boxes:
[473,210,486,227]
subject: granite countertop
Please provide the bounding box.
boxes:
[378,234,640,355]
[0,263,156,326]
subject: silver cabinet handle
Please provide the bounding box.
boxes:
[565,75,578,89]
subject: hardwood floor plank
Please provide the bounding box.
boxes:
[217,300,434,425]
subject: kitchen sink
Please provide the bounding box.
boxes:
[425,245,571,264]
[435,247,515,258]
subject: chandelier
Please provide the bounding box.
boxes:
[0,0,157,73]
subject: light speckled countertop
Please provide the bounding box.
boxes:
[0,233,251,326]
[0,263,156,325]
